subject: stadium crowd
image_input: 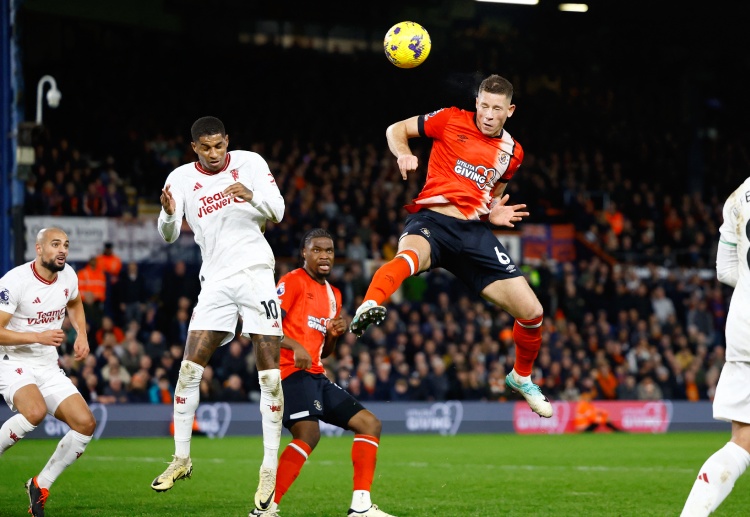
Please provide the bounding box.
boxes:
[19,113,742,409]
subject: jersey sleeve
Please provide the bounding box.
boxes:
[247,153,285,224]
[419,107,454,140]
[158,170,186,243]
[717,192,740,287]
[277,272,302,319]
[0,272,21,316]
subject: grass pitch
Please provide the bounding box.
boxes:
[0,432,747,516]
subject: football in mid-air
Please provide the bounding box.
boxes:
[383,21,431,69]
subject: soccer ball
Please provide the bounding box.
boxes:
[383,21,431,69]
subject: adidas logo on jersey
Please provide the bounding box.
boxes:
[272,321,280,328]
[193,182,203,191]
[32,297,41,304]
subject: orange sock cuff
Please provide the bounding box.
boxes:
[513,315,543,377]
[363,251,419,305]
[352,434,379,491]
[274,439,313,504]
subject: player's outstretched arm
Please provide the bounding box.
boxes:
[386,116,420,180]
[66,294,90,361]
[158,183,183,243]
[489,194,529,228]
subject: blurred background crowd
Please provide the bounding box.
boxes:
[10,0,750,408]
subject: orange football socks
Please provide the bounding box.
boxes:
[363,250,419,305]
[513,315,543,377]
[352,434,379,491]
[274,439,312,504]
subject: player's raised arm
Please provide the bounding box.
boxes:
[386,115,420,180]
[158,182,185,243]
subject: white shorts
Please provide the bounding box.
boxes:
[713,361,750,424]
[189,266,283,346]
[0,359,80,414]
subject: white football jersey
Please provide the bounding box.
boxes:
[718,177,750,361]
[158,150,285,282]
[0,261,79,367]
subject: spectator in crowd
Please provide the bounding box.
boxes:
[149,375,174,404]
[219,374,247,402]
[116,261,148,326]
[78,257,107,305]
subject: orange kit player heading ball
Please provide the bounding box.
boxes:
[350,74,552,418]
[250,229,396,517]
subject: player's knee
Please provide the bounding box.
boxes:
[75,414,97,436]
[21,401,47,426]
[353,411,381,438]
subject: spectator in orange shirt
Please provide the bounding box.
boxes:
[573,391,622,433]
[96,242,122,285]
[78,257,107,304]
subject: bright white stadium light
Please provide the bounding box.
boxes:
[559,3,588,12]
[476,0,539,5]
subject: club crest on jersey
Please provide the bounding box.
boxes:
[499,152,511,165]
[0,289,9,304]
[230,169,239,181]
[64,288,69,298]
[454,159,498,191]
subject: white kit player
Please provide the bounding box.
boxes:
[151,116,286,514]
[681,177,750,516]
[0,227,96,517]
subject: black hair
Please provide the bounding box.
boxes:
[299,228,333,266]
[191,116,226,142]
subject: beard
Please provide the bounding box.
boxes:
[41,257,65,273]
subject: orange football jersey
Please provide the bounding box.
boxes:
[406,106,524,220]
[276,268,342,380]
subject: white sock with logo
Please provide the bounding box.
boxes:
[37,430,92,489]
[0,414,36,455]
[259,368,283,470]
[173,360,203,458]
[681,441,750,517]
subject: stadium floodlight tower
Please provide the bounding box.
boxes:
[35,74,61,125]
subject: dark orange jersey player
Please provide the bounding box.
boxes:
[264,229,395,517]
[277,265,342,379]
[351,74,552,421]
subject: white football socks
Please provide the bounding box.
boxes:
[258,368,283,470]
[351,490,372,512]
[37,430,92,489]
[173,360,204,458]
[0,414,36,455]
[681,441,750,516]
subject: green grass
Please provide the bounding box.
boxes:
[0,432,748,516]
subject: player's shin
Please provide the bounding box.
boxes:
[173,360,204,458]
[259,368,283,469]
[37,430,92,488]
[0,414,36,455]
[351,434,379,511]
